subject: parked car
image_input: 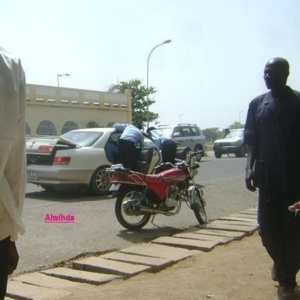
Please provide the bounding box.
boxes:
[213,128,246,158]
[156,123,207,161]
[26,128,162,195]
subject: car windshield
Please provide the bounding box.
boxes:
[60,131,103,147]
[224,129,243,139]
[157,127,173,137]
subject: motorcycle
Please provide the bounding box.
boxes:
[106,151,208,231]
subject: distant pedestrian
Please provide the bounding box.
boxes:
[147,127,177,164]
[0,47,26,300]
[113,123,144,170]
[244,57,300,300]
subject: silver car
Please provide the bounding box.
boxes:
[157,123,207,161]
[213,128,246,158]
[26,128,162,195]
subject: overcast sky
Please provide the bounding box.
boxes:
[2,0,300,129]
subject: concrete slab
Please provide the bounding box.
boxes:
[219,216,258,224]
[6,280,71,300]
[204,222,257,233]
[73,256,150,276]
[173,232,233,243]
[239,210,257,215]
[151,236,220,251]
[12,272,93,291]
[41,267,121,285]
[120,243,200,261]
[210,220,258,228]
[193,229,246,238]
[101,251,173,269]
[211,220,258,227]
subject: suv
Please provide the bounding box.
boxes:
[213,128,246,158]
[157,123,207,161]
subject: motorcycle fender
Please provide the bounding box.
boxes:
[188,185,203,205]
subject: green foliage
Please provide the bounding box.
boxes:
[112,79,158,129]
[202,128,223,142]
[229,121,244,129]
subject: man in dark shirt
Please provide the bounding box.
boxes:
[244,57,300,300]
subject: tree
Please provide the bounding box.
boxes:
[111,79,158,129]
[202,127,223,142]
[228,121,244,129]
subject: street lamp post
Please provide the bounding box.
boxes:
[57,73,70,87]
[146,39,171,129]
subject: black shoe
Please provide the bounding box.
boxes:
[272,263,279,282]
[278,286,300,300]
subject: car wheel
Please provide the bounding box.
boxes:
[194,145,203,162]
[214,152,222,158]
[235,145,246,158]
[90,166,111,195]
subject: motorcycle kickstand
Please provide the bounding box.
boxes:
[150,215,159,228]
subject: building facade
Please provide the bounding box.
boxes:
[25,84,131,136]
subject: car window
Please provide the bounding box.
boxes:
[224,129,244,139]
[142,136,158,149]
[182,127,190,137]
[190,127,199,136]
[109,132,122,143]
[60,131,103,147]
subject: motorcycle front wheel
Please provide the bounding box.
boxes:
[115,186,151,231]
[190,187,208,225]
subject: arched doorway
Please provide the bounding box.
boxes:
[61,121,79,134]
[86,121,99,128]
[36,120,57,136]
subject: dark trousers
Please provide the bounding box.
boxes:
[258,189,300,288]
[0,237,10,300]
[118,139,137,170]
[161,140,177,164]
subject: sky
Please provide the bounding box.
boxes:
[2,0,300,129]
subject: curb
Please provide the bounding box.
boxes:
[6,208,258,300]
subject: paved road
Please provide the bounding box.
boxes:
[15,156,257,276]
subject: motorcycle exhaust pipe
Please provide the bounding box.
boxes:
[139,206,176,216]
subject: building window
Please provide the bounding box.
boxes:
[62,121,79,134]
[36,120,57,136]
[86,121,99,128]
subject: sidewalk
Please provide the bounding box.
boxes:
[6,209,300,300]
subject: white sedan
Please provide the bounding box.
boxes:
[26,128,162,195]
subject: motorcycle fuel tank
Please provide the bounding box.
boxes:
[159,168,186,184]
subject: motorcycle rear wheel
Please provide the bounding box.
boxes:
[192,188,208,225]
[115,186,151,231]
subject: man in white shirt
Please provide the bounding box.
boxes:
[0,47,26,299]
[113,123,144,170]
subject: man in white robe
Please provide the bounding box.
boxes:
[0,47,26,299]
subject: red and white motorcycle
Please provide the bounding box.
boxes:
[107,151,207,230]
